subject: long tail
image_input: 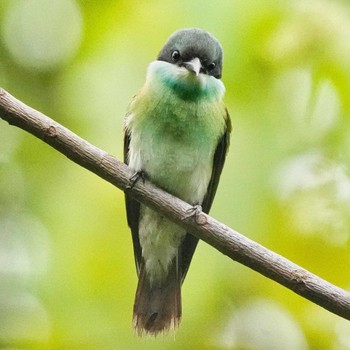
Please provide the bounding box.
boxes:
[133,259,181,336]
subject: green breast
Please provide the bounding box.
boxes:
[127,60,227,201]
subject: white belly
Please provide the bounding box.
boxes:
[128,132,213,283]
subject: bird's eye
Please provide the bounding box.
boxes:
[171,50,180,61]
[207,62,216,71]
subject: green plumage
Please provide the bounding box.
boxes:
[123,28,231,336]
[126,61,227,201]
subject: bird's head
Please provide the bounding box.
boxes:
[157,28,223,79]
[147,28,225,101]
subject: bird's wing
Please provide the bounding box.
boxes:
[181,108,232,282]
[124,130,142,274]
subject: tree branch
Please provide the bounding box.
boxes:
[1,87,350,321]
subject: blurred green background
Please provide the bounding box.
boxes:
[1,0,350,348]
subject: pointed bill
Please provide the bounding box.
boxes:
[183,57,202,76]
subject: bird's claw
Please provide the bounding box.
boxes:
[127,170,146,189]
[183,204,208,225]
[183,204,202,220]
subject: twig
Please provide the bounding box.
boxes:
[1,87,350,320]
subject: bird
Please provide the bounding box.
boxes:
[123,28,231,336]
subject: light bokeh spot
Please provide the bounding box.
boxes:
[2,0,83,70]
[215,299,308,350]
[0,214,51,276]
[0,291,51,343]
[335,317,350,350]
[274,151,350,245]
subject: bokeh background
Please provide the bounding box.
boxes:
[1,0,350,348]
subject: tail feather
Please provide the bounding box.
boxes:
[133,259,181,336]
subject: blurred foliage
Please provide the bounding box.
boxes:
[1,0,350,349]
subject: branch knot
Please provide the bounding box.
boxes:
[291,269,308,292]
[46,125,58,138]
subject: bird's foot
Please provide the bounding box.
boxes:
[183,204,202,219]
[183,204,207,225]
[127,170,146,189]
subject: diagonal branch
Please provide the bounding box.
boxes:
[1,87,350,321]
